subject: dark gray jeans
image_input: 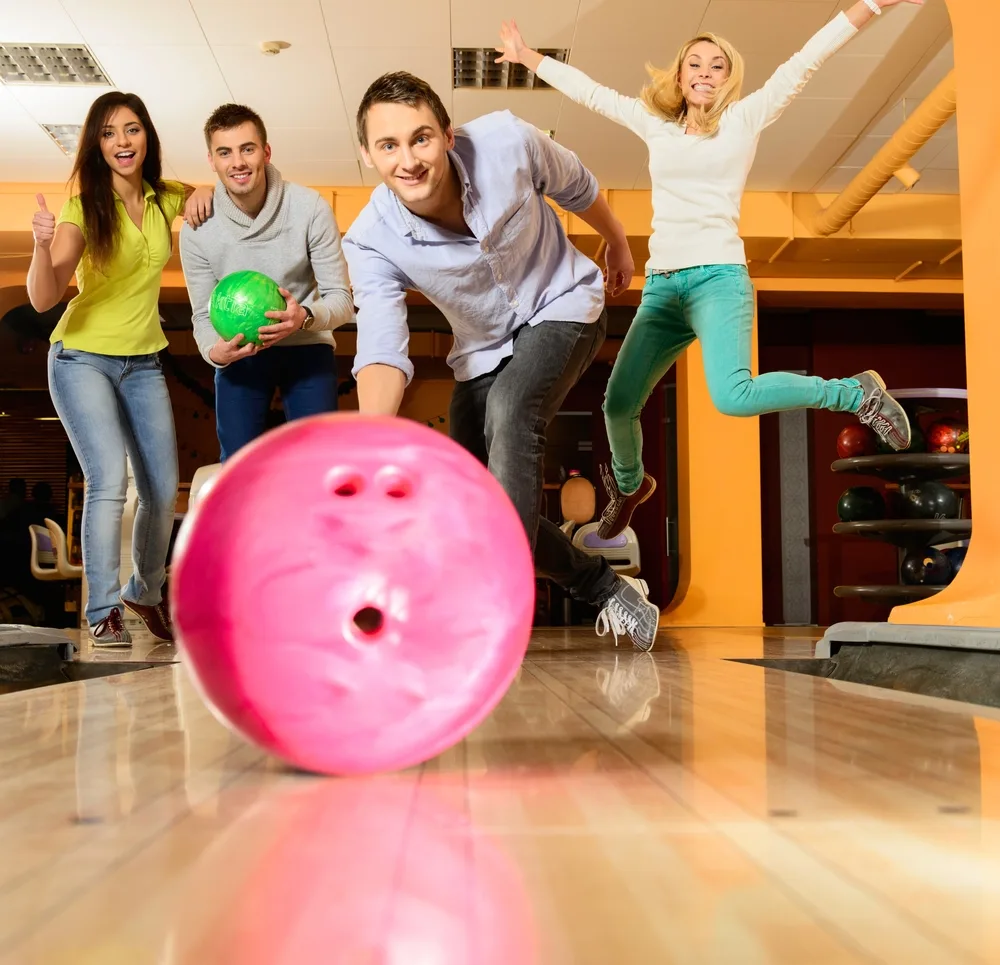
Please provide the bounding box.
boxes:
[449,312,618,608]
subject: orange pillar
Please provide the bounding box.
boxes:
[664,293,763,627]
[890,0,1000,629]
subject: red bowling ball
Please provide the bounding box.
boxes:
[836,423,880,459]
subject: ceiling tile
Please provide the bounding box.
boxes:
[839,134,889,168]
[909,168,959,193]
[6,83,112,127]
[190,0,329,47]
[551,102,648,189]
[918,133,958,171]
[573,0,711,53]
[698,1,833,55]
[450,1,579,48]
[89,44,233,129]
[814,165,864,194]
[0,1,84,42]
[65,0,207,45]
[322,0,450,48]
[211,44,349,133]
[828,0,925,56]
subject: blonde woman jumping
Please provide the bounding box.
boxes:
[498,0,921,538]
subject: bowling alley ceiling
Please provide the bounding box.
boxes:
[0,0,956,193]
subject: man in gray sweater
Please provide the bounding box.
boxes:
[179,103,355,461]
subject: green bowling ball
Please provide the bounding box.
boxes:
[209,270,286,346]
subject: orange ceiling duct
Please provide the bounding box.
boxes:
[813,69,957,237]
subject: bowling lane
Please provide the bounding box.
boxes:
[2,629,1000,963]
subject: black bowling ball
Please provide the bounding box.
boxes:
[899,480,959,519]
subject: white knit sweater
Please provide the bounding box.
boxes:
[535,13,858,272]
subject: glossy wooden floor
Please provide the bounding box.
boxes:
[3,625,1000,964]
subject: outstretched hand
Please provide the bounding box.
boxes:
[495,20,528,65]
[495,20,543,72]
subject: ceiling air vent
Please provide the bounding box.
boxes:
[43,124,82,156]
[453,48,568,90]
[0,44,110,85]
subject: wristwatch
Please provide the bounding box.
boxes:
[301,305,314,330]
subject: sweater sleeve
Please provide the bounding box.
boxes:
[178,225,225,368]
[303,196,355,332]
[534,56,653,140]
[729,12,858,134]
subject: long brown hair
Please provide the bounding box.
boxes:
[70,91,169,273]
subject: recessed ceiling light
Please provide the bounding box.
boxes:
[453,48,567,89]
[0,44,110,86]
[42,124,81,156]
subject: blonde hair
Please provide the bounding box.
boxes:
[640,33,744,137]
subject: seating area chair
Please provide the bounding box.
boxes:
[43,518,82,579]
[189,463,222,512]
[28,525,58,581]
[571,523,641,578]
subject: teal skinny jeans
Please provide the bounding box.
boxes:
[604,265,864,494]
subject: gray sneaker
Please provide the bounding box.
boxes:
[853,370,911,451]
[595,575,660,652]
[90,606,132,648]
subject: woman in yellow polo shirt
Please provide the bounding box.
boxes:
[28,91,211,647]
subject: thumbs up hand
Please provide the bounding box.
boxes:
[32,194,56,249]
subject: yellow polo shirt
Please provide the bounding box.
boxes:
[52,180,186,356]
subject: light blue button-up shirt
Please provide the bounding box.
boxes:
[344,111,606,383]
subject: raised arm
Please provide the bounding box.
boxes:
[27,195,84,313]
[344,238,413,417]
[496,20,652,139]
[735,0,923,133]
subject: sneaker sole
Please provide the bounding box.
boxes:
[622,577,659,652]
[90,637,132,649]
[598,476,658,540]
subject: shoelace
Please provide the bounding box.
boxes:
[155,603,172,631]
[856,390,904,446]
[96,608,129,640]
[855,390,883,426]
[595,597,638,648]
[599,465,624,520]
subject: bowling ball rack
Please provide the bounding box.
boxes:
[830,453,971,601]
[828,387,972,606]
[816,388,989,658]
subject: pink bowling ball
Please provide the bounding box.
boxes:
[170,413,535,775]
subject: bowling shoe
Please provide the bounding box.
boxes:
[597,465,657,539]
[90,606,132,648]
[853,371,911,451]
[120,596,174,641]
[595,575,660,652]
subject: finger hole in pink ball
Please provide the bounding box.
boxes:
[169,413,535,776]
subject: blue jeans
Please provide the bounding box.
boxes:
[48,342,178,627]
[215,343,338,461]
[604,266,865,492]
